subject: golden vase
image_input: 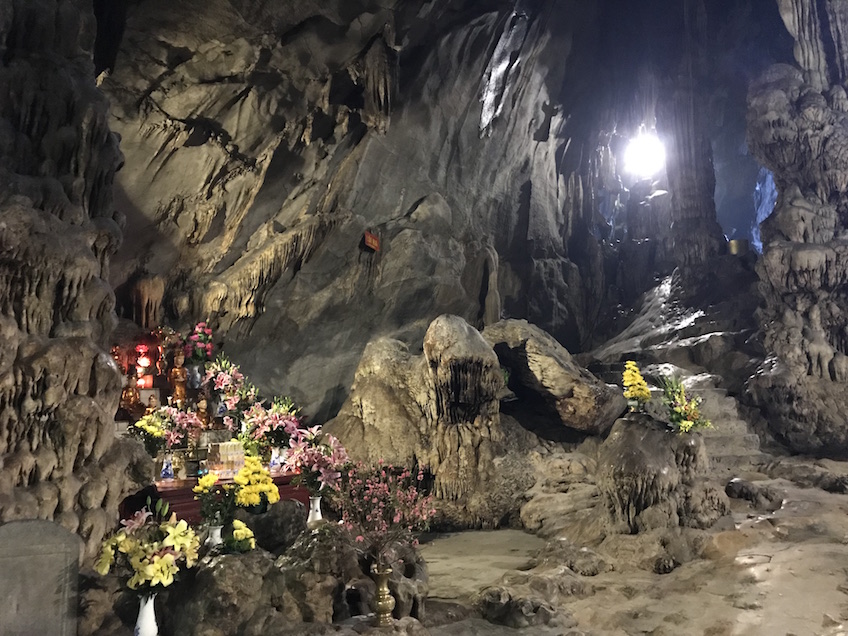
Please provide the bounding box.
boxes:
[372,564,395,628]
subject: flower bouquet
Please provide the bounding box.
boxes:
[660,376,712,434]
[182,321,214,363]
[95,499,200,590]
[202,356,257,427]
[224,519,256,552]
[192,473,236,526]
[239,397,301,460]
[282,425,349,495]
[335,461,435,568]
[234,456,280,513]
[132,406,205,455]
[622,360,651,412]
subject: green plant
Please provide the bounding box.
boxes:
[660,376,711,433]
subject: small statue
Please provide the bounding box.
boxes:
[119,370,144,420]
[144,393,159,415]
[196,397,210,429]
[168,351,188,407]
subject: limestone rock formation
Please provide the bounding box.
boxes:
[476,566,582,629]
[747,1,848,455]
[98,0,614,419]
[597,415,729,534]
[234,499,307,556]
[482,319,625,436]
[326,314,539,527]
[0,0,149,556]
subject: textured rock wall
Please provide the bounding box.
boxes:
[747,0,848,454]
[0,0,149,555]
[99,0,610,419]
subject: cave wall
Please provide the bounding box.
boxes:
[747,0,848,455]
[0,0,149,555]
[100,0,612,419]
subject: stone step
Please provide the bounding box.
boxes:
[701,433,761,453]
[701,419,752,436]
[707,452,771,476]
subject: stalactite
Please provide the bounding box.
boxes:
[778,0,831,90]
[202,215,335,331]
[360,36,396,134]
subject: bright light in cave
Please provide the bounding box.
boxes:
[623,132,666,179]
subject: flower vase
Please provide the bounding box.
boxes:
[245,493,269,515]
[134,593,158,636]
[187,363,204,390]
[206,525,224,547]
[372,565,395,627]
[306,496,323,531]
[160,453,174,480]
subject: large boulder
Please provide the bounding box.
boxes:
[326,314,538,528]
[483,319,625,435]
[597,415,729,534]
[325,314,505,495]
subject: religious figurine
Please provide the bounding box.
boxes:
[196,397,210,429]
[119,370,144,420]
[168,351,188,407]
[144,393,159,415]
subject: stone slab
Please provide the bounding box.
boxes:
[0,520,82,636]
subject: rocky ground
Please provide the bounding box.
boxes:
[422,463,848,635]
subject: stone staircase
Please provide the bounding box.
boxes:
[689,386,768,479]
[588,362,768,480]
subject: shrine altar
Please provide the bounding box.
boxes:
[153,472,308,524]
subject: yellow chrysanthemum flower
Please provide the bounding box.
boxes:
[193,473,219,494]
[622,361,651,407]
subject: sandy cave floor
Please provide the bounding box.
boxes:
[420,477,848,636]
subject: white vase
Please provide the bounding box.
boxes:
[206,524,224,547]
[306,496,323,530]
[134,594,158,636]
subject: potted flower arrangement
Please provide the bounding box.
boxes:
[132,406,205,479]
[660,376,712,433]
[181,322,214,389]
[192,473,236,546]
[282,425,349,529]
[224,519,256,552]
[133,406,205,451]
[182,321,214,363]
[95,499,200,636]
[622,360,651,412]
[239,397,301,462]
[335,461,435,627]
[233,455,281,514]
[201,356,257,428]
